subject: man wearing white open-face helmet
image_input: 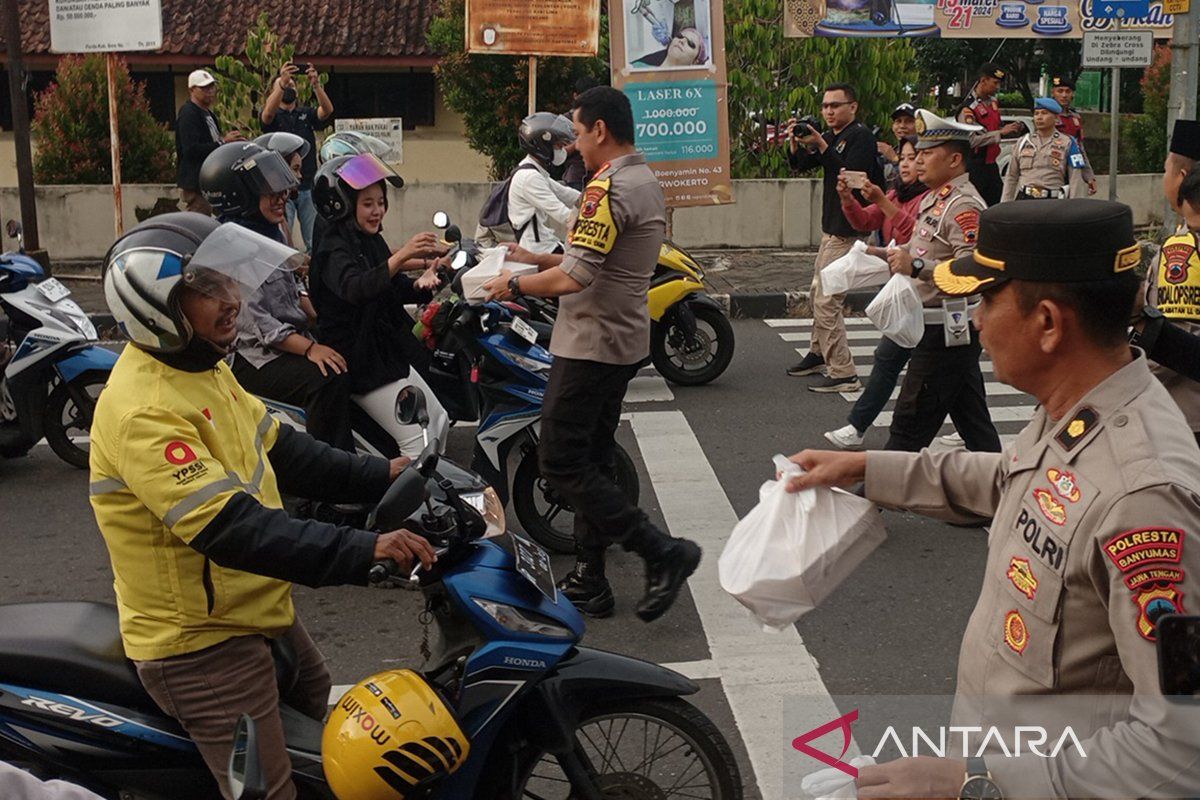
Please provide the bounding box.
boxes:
[91,212,437,798]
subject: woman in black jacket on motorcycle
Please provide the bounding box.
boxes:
[309,153,450,457]
[199,141,355,451]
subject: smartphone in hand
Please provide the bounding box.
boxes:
[843,170,869,190]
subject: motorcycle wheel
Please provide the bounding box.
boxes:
[651,305,735,386]
[510,697,743,800]
[43,371,107,470]
[511,444,639,554]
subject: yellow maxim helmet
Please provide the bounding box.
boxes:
[322,670,470,799]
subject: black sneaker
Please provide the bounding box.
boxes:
[786,352,825,377]
[807,374,863,393]
[557,571,615,618]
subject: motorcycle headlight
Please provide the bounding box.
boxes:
[462,487,505,538]
[472,598,573,638]
[498,347,550,377]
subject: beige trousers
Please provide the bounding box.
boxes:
[807,233,859,380]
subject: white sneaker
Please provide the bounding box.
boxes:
[824,424,865,451]
[938,431,965,447]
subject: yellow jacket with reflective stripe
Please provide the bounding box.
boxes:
[89,345,294,661]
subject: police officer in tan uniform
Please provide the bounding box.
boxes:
[1145,119,1200,447]
[1001,98,1094,202]
[865,109,1001,453]
[789,200,1200,800]
[484,87,700,623]
[958,63,1024,206]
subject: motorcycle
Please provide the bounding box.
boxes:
[417,216,640,554]
[0,388,742,800]
[0,221,117,469]
[466,213,735,385]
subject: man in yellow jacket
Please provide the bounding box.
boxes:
[90,213,435,800]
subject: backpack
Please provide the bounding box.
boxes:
[478,162,540,239]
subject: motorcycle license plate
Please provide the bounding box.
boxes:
[36,278,71,303]
[509,316,538,346]
[510,534,557,601]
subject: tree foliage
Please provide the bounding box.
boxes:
[32,54,174,184]
[726,0,918,178]
[427,0,609,179]
[211,12,329,138]
[1122,44,1171,174]
[913,39,1083,110]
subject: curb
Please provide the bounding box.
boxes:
[711,287,879,320]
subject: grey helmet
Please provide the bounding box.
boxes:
[253,131,311,162]
[518,112,575,165]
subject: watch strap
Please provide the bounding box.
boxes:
[966,756,989,778]
[508,274,522,298]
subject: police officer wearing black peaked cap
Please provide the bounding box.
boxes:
[788,199,1200,799]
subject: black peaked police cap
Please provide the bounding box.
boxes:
[932,200,1139,297]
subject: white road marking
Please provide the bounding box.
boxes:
[628,409,839,800]
[766,317,877,328]
[625,373,675,403]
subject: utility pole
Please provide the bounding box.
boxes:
[1164,0,1198,230]
[1,0,40,252]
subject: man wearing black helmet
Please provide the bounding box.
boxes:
[508,111,583,255]
[90,213,435,798]
[262,62,335,253]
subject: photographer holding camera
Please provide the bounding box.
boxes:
[262,61,335,253]
[784,83,884,394]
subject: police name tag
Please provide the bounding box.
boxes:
[942,297,971,347]
[510,316,538,346]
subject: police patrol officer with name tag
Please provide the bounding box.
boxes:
[1001,98,1094,202]
[865,109,1001,453]
[788,199,1200,800]
[483,87,700,623]
[958,63,1024,207]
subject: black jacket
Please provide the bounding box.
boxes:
[176,101,223,191]
[788,121,884,238]
[310,221,433,394]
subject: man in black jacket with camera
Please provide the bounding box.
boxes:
[175,70,243,214]
[785,83,884,394]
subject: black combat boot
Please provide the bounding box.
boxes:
[627,527,702,623]
[556,547,615,618]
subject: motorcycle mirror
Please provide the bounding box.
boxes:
[432,211,450,229]
[371,468,428,531]
[444,224,462,244]
[451,250,469,270]
[5,220,21,239]
[396,387,431,428]
[228,715,266,800]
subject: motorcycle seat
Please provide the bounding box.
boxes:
[0,602,156,712]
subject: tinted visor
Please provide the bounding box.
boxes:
[240,150,299,196]
[182,222,303,303]
[336,153,404,191]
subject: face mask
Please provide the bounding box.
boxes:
[552,148,568,167]
[281,87,298,105]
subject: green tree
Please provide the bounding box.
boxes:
[211,12,329,138]
[32,54,174,184]
[726,0,918,178]
[427,0,609,179]
[1122,44,1171,174]
[912,39,1082,110]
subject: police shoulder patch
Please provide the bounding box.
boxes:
[569,177,617,255]
[954,209,980,244]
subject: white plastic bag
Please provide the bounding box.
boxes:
[865,273,924,348]
[820,240,893,296]
[459,246,538,303]
[718,455,887,631]
[801,756,877,800]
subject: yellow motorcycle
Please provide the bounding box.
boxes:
[647,241,736,385]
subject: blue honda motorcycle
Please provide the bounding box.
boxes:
[0,389,742,799]
[0,222,117,468]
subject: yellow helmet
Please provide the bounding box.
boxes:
[322,670,470,799]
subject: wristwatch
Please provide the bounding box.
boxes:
[910,258,926,279]
[507,274,523,299]
[959,757,1003,800]
[1129,305,1164,354]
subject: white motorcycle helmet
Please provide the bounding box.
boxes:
[318,130,393,164]
[102,212,304,354]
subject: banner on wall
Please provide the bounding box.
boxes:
[610,0,734,208]
[782,0,1174,37]
[466,0,601,56]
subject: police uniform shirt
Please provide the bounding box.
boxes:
[1147,226,1200,432]
[1001,131,1086,202]
[906,172,986,306]
[554,152,667,365]
[864,353,1200,798]
[959,94,1003,164]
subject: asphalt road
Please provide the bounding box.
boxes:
[0,317,992,799]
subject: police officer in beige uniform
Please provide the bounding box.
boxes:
[1001,98,1093,202]
[484,87,700,623]
[865,109,1001,453]
[1144,119,1200,447]
[789,200,1200,800]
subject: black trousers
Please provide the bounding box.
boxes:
[885,324,1001,453]
[967,161,1003,207]
[231,353,355,452]
[539,356,658,553]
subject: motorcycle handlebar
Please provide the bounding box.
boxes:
[368,547,449,587]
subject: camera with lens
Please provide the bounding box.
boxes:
[796,115,821,134]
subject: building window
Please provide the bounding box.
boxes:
[324,71,435,128]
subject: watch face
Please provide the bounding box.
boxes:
[961,776,1003,800]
